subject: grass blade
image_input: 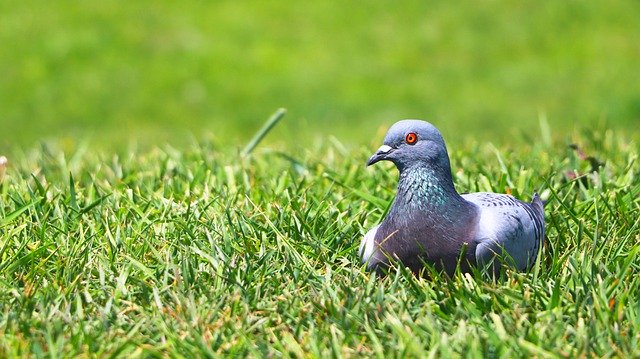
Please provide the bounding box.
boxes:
[241,108,287,156]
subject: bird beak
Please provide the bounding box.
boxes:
[367,145,394,166]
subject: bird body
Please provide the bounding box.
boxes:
[361,120,544,275]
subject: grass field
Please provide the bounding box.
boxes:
[1,116,638,357]
[2,1,640,149]
[1,0,640,357]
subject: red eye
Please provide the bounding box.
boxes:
[405,132,418,145]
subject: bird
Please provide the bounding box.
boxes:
[360,120,545,276]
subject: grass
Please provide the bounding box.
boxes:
[1,0,639,356]
[2,1,640,150]
[0,116,638,357]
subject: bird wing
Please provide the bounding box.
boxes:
[462,192,544,271]
[360,225,380,268]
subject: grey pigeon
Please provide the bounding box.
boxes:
[360,120,544,276]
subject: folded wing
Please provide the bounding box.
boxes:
[463,192,544,272]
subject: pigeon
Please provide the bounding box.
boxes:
[360,120,544,276]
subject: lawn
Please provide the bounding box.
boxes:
[1,0,639,357]
[1,1,640,149]
[1,115,638,356]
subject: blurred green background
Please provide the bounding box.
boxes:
[1,0,639,151]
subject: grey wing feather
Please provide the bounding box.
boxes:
[463,192,545,271]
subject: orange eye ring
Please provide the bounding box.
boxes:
[405,132,418,145]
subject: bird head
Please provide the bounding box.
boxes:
[367,120,450,171]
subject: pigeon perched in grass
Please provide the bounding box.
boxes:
[360,120,544,276]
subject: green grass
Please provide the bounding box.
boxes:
[0,119,638,357]
[2,0,640,150]
[1,0,639,356]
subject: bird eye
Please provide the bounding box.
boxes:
[405,132,418,145]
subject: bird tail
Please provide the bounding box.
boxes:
[531,192,545,217]
[531,192,547,212]
[529,192,546,271]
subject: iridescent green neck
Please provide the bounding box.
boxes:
[395,165,459,210]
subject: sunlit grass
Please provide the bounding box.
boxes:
[0,120,638,356]
[1,1,640,150]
